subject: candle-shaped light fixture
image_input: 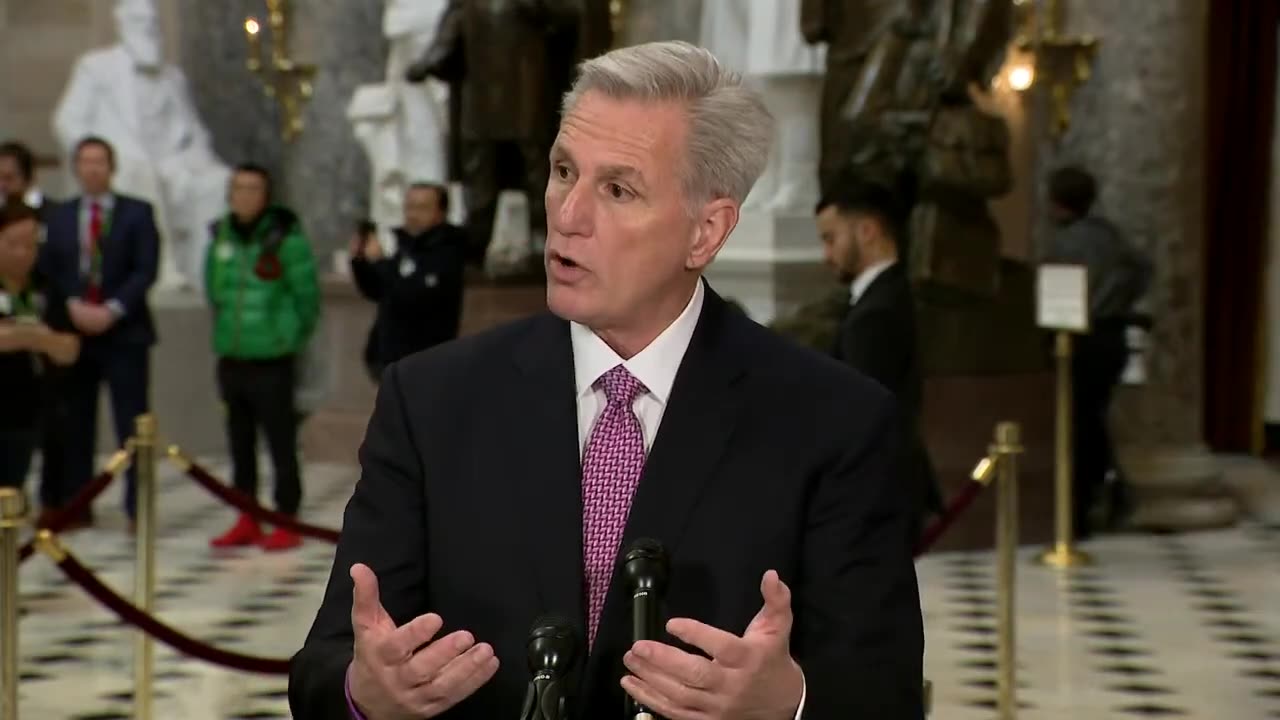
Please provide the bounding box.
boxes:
[244,17,262,72]
[241,0,315,141]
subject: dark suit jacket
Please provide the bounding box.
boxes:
[352,224,468,376]
[39,194,160,349]
[833,264,942,516]
[290,287,924,719]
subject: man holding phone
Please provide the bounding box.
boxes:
[350,183,467,382]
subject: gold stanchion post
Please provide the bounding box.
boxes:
[133,415,157,720]
[1038,331,1092,568]
[992,422,1023,720]
[0,488,27,720]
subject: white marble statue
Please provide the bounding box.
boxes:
[700,0,824,214]
[52,0,230,290]
[348,0,450,252]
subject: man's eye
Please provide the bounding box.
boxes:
[607,183,631,200]
[554,164,572,180]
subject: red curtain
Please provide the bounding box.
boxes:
[1203,0,1279,452]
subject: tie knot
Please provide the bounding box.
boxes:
[595,365,647,406]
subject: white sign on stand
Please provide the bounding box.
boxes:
[1036,264,1090,332]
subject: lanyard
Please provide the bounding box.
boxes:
[87,203,113,284]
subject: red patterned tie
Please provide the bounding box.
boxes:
[86,200,103,303]
[581,365,648,647]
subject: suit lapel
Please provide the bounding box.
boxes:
[509,316,588,631]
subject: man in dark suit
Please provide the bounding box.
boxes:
[39,136,158,526]
[350,183,468,383]
[816,180,943,529]
[291,42,923,720]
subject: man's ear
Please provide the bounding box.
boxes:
[686,198,738,271]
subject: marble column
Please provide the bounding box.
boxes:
[1037,0,1238,530]
[177,0,385,264]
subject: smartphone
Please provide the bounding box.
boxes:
[356,219,377,236]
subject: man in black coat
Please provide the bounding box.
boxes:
[351,183,467,382]
[816,180,943,529]
[291,42,923,720]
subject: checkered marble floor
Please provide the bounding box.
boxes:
[9,459,1280,719]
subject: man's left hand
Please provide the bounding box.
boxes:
[621,570,804,720]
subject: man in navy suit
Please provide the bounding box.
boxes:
[39,136,158,527]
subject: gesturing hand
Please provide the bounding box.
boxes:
[621,570,805,720]
[347,564,500,720]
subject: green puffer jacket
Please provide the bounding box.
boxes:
[204,206,320,360]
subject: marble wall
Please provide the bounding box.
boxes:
[1038,0,1209,448]
[177,0,386,261]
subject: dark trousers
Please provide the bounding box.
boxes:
[65,344,150,518]
[0,428,38,491]
[217,356,302,516]
[1071,323,1128,537]
[39,380,70,510]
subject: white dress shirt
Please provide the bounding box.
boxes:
[849,259,896,305]
[568,278,807,719]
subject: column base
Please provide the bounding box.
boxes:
[1118,444,1242,531]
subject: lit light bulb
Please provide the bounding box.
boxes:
[245,18,261,35]
[1009,63,1035,92]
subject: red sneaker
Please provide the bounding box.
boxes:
[210,514,263,548]
[259,526,302,552]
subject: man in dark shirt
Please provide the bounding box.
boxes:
[0,201,79,492]
[351,183,467,381]
[1040,166,1152,537]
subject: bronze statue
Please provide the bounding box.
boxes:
[407,0,612,269]
[804,0,1013,300]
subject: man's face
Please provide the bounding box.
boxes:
[402,186,443,234]
[816,205,869,283]
[0,219,39,280]
[74,145,114,196]
[117,7,163,68]
[229,171,269,221]
[544,91,734,338]
[0,157,29,198]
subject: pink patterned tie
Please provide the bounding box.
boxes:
[581,364,648,647]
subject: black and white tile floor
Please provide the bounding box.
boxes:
[10,461,1280,719]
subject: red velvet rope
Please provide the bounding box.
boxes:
[47,547,291,675]
[914,479,986,557]
[180,459,341,543]
[18,470,118,564]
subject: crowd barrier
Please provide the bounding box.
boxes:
[0,415,1038,719]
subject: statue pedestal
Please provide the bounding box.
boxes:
[1118,444,1241,531]
[706,211,826,324]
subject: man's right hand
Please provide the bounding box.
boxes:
[347,563,499,720]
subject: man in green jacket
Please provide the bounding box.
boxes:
[205,163,320,551]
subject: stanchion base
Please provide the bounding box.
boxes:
[1036,543,1094,568]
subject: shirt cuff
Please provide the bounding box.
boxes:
[793,668,807,720]
[345,664,369,720]
[106,299,126,319]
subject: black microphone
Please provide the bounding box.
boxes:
[623,538,670,720]
[518,615,580,720]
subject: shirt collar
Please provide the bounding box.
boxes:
[83,192,115,210]
[570,279,705,405]
[850,259,896,305]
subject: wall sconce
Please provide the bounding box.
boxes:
[1012,0,1099,138]
[243,0,316,142]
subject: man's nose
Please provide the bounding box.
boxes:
[555,182,593,235]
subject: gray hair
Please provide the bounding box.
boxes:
[561,41,773,212]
